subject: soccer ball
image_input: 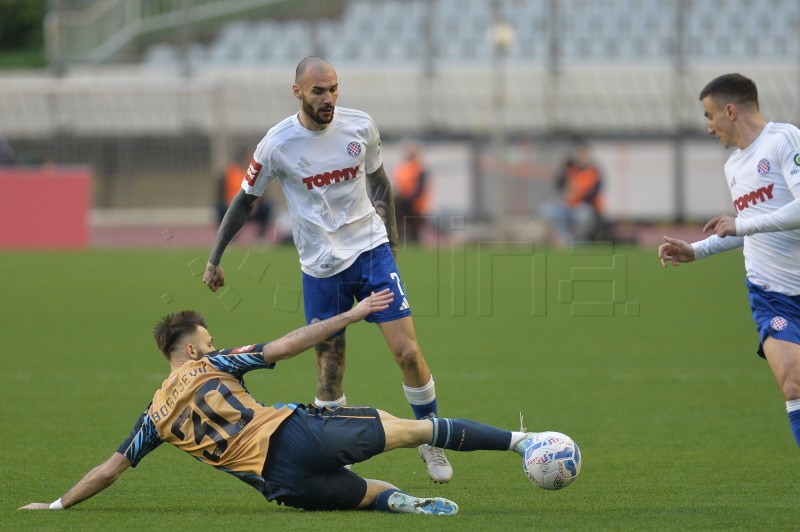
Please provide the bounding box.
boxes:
[521,431,581,490]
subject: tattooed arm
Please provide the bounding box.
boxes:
[366,164,399,257]
[204,189,258,292]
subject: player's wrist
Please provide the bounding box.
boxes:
[49,498,65,510]
[734,217,746,236]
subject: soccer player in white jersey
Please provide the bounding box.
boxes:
[202,57,452,481]
[658,73,800,448]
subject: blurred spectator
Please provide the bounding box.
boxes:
[216,150,272,238]
[540,141,605,246]
[0,134,17,165]
[392,141,430,243]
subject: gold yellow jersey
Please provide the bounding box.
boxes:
[117,343,297,491]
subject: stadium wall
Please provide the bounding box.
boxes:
[0,62,795,222]
[0,166,92,248]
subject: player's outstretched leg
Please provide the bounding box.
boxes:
[380,411,529,455]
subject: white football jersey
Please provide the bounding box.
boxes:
[243,107,388,278]
[694,121,800,295]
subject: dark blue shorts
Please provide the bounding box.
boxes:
[302,243,412,335]
[746,279,800,358]
[261,405,386,511]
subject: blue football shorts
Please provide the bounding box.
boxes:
[302,243,412,334]
[260,405,386,511]
[746,279,800,358]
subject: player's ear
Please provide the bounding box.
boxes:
[292,84,302,100]
[185,342,199,360]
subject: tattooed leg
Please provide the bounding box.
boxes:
[315,334,346,401]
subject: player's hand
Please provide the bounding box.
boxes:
[658,236,695,267]
[703,215,737,237]
[349,289,394,321]
[18,503,52,510]
[203,262,225,292]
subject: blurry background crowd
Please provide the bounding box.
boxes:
[1,0,799,246]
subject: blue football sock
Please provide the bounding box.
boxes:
[429,417,512,451]
[790,411,800,447]
[404,378,438,419]
[410,399,437,420]
[372,488,401,513]
[787,399,800,447]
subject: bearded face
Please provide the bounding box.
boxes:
[301,90,335,127]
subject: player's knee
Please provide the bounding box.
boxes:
[392,343,422,370]
[780,379,800,401]
[383,418,428,450]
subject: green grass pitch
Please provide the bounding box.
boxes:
[2,243,799,530]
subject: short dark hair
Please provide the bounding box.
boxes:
[153,310,208,359]
[699,73,759,109]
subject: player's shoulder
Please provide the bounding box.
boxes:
[766,121,800,148]
[335,107,378,128]
[257,115,300,154]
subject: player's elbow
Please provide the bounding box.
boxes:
[95,454,130,484]
[238,191,258,209]
[261,341,296,362]
[91,465,121,487]
[228,191,257,215]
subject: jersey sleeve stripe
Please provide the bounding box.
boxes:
[335,107,377,130]
[773,123,800,149]
[117,411,162,467]
[206,347,274,377]
[255,119,295,163]
[262,120,294,145]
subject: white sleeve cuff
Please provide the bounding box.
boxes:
[690,241,708,260]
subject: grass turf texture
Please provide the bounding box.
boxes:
[3,244,799,530]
